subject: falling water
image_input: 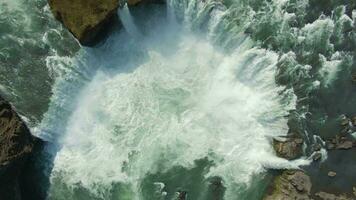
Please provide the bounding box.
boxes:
[36,1,313,199]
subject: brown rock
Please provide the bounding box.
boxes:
[328,171,337,177]
[273,137,303,160]
[263,170,312,200]
[336,140,353,150]
[0,96,37,200]
[315,192,352,200]
[312,152,322,161]
[48,0,120,46]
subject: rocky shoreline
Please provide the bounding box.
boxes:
[264,115,356,200]
[0,96,44,200]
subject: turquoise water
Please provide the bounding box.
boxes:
[0,0,355,199]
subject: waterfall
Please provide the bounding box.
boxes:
[118,4,142,39]
[39,0,313,199]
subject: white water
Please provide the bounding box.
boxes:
[39,1,311,199]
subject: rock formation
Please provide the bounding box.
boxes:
[48,0,120,46]
[273,137,303,160]
[0,96,40,200]
[264,170,312,200]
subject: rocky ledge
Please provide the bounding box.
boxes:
[273,136,304,160]
[0,96,42,200]
[48,0,120,46]
[264,170,355,200]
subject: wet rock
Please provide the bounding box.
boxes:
[263,170,312,200]
[312,152,322,161]
[0,96,38,200]
[352,74,356,82]
[352,117,356,126]
[48,0,120,46]
[336,140,353,150]
[176,191,187,200]
[328,171,337,177]
[273,137,303,160]
[315,192,352,200]
[312,143,322,151]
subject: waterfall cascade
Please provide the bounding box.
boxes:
[38,1,312,199]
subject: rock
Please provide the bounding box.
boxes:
[341,118,350,126]
[352,74,356,82]
[312,152,322,161]
[176,191,187,200]
[328,171,337,177]
[48,0,120,46]
[353,187,356,197]
[312,143,322,151]
[273,137,303,160]
[315,192,352,200]
[263,170,312,200]
[352,117,356,126]
[336,140,353,150]
[0,96,38,200]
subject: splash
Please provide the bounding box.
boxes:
[41,0,312,199]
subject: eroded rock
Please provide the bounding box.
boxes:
[273,137,303,160]
[327,171,337,177]
[263,170,312,200]
[336,140,353,150]
[315,192,352,200]
[48,0,120,46]
[0,96,37,200]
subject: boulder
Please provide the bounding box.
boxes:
[0,96,38,200]
[273,137,303,160]
[327,171,337,177]
[315,192,352,200]
[48,0,120,46]
[263,170,312,200]
[336,140,353,150]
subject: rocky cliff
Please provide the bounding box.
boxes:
[0,96,40,200]
[48,0,120,46]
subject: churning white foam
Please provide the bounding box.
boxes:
[42,1,311,199]
[48,33,308,198]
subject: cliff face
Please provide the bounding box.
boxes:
[0,96,37,200]
[48,0,120,46]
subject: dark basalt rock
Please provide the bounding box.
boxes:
[48,0,120,46]
[0,96,42,200]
